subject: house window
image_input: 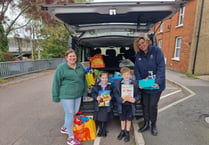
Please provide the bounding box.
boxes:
[159,22,163,33]
[158,39,162,48]
[173,37,182,61]
[178,7,185,26]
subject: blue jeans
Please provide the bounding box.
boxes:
[61,97,81,136]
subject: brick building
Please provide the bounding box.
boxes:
[155,0,209,75]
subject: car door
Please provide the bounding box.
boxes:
[42,0,188,48]
[42,1,187,32]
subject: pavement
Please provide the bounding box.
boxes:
[133,69,209,145]
[1,69,209,145]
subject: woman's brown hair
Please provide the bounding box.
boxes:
[65,48,77,57]
[65,49,78,63]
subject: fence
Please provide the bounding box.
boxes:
[0,58,65,79]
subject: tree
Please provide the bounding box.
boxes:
[0,21,8,52]
[40,22,70,58]
[0,0,58,61]
[39,0,88,58]
[0,0,39,59]
[1,0,31,37]
[0,0,87,60]
[0,20,9,61]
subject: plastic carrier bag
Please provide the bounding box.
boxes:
[90,54,105,68]
[73,119,96,141]
[85,72,95,87]
[119,59,134,68]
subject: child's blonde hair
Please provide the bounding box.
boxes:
[120,67,131,74]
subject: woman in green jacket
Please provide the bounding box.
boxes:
[52,49,88,145]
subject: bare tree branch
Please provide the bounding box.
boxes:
[12,18,32,30]
[0,0,11,21]
[5,4,31,36]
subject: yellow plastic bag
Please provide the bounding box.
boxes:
[85,72,95,87]
[73,119,96,141]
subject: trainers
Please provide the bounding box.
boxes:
[60,127,68,134]
[67,136,82,145]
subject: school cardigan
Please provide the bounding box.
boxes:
[114,79,141,115]
[91,82,114,112]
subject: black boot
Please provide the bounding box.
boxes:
[124,131,130,142]
[117,130,126,140]
[101,122,107,137]
[97,122,102,137]
[97,128,102,136]
[101,129,107,137]
[138,121,149,132]
[151,122,158,136]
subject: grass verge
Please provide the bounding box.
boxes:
[185,73,198,79]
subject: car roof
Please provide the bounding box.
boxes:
[42,1,187,48]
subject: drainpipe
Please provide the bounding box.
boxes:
[192,0,204,74]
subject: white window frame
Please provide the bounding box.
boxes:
[159,22,163,33]
[158,39,162,49]
[172,37,182,61]
[177,7,185,27]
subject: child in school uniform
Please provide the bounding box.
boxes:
[91,71,114,137]
[114,67,141,142]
